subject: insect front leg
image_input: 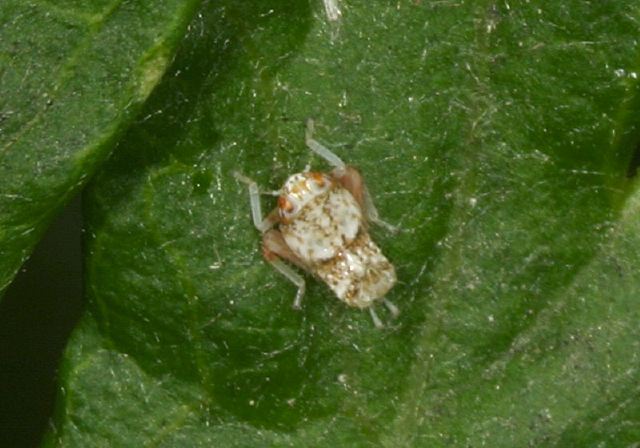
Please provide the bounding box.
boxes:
[263,229,307,310]
[233,172,279,233]
[305,119,347,172]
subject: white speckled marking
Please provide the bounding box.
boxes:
[281,186,361,263]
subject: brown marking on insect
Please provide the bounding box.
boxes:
[311,171,326,187]
[262,228,307,270]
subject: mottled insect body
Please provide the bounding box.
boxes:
[279,172,395,309]
[235,120,398,328]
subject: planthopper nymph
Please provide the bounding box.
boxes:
[234,120,398,328]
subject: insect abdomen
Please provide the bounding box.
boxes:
[315,232,396,309]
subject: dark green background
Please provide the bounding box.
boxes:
[2,0,640,446]
[1,200,82,447]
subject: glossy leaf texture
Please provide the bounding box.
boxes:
[48,0,640,446]
[0,0,201,294]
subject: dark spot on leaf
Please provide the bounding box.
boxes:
[625,142,640,178]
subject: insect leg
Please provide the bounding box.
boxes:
[263,229,308,309]
[334,166,398,233]
[368,308,384,329]
[233,172,278,233]
[361,184,398,233]
[383,299,400,318]
[268,258,306,310]
[323,0,342,21]
[305,119,346,171]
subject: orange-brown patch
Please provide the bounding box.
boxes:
[311,172,325,187]
[262,243,276,261]
[278,196,294,213]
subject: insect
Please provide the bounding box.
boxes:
[234,120,398,328]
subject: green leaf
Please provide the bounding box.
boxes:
[0,0,201,295]
[49,0,640,446]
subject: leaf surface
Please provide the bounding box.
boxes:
[49,1,640,446]
[0,0,201,294]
